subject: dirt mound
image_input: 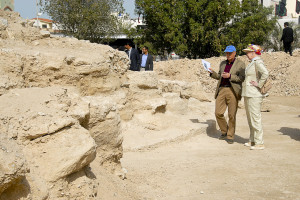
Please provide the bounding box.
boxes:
[155,51,300,96]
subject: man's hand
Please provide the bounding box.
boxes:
[208,68,214,74]
[222,72,230,78]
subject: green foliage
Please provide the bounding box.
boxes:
[264,22,283,52]
[291,24,300,49]
[223,0,277,55]
[135,0,276,58]
[39,0,124,43]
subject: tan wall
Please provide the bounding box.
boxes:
[286,0,299,18]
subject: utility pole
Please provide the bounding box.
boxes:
[36,0,39,29]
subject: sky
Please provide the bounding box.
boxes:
[14,0,137,20]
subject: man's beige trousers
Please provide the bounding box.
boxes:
[215,87,238,139]
[244,97,264,145]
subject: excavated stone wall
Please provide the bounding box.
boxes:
[0,9,299,200]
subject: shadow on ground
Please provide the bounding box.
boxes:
[278,127,300,141]
[199,119,248,144]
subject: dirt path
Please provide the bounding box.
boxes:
[121,96,300,200]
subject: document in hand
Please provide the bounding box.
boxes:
[201,59,212,72]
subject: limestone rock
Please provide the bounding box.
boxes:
[127,71,158,89]
[40,30,50,38]
[144,98,167,114]
[64,56,76,65]
[0,17,8,31]
[23,126,96,182]
[0,136,27,194]
[162,93,188,114]
[83,96,123,170]
[0,87,97,183]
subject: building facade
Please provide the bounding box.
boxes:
[0,0,14,11]
[30,18,61,33]
[261,0,300,25]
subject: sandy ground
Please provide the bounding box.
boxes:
[121,95,300,200]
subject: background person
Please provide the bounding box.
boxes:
[209,45,246,144]
[140,46,153,71]
[281,22,294,56]
[124,42,141,71]
[242,44,269,150]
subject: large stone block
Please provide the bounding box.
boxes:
[127,71,158,89]
[23,126,96,182]
[0,136,27,194]
[162,93,188,115]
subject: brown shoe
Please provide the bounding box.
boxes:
[218,134,227,140]
[225,139,234,144]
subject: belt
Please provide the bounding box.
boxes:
[220,85,231,87]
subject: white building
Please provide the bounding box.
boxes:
[261,0,300,26]
[30,18,61,33]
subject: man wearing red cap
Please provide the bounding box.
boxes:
[209,45,246,144]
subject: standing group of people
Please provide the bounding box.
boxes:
[124,42,153,71]
[124,21,293,71]
[209,44,269,150]
[124,24,293,150]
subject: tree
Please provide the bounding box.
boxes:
[135,0,276,58]
[39,0,124,43]
[222,0,277,55]
[134,0,187,56]
[183,0,241,58]
[264,22,283,52]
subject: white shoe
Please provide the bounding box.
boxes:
[250,144,265,150]
[262,93,269,97]
[244,142,255,147]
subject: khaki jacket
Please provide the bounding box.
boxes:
[210,58,246,100]
[242,57,269,98]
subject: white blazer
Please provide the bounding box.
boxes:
[242,57,269,98]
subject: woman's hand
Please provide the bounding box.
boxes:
[250,80,258,87]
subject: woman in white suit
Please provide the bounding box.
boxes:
[242,44,269,150]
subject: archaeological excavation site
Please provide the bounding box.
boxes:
[1,10,300,200]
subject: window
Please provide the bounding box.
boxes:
[296,0,300,14]
[275,0,287,16]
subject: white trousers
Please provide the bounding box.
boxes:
[244,97,264,145]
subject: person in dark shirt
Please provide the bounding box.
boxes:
[124,42,141,71]
[281,22,294,56]
[209,45,246,144]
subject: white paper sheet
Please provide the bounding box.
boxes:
[201,59,212,72]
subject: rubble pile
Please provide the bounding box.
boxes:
[155,51,300,96]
